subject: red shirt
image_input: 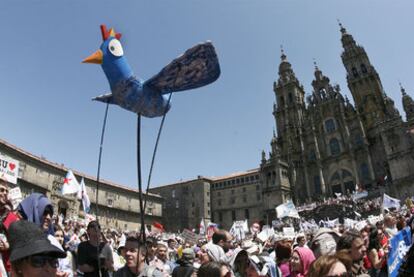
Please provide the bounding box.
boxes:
[2,212,19,272]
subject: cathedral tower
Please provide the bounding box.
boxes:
[273,49,306,159]
[273,49,309,201]
[339,23,395,130]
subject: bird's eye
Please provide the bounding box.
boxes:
[108,39,124,57]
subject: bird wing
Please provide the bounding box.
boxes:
[144,41,220,94]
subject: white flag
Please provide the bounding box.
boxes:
[61,170,80,195]
[383,193,400,210]
[199,218,206,235]
[77,178,91,213]
[276,200,300,219]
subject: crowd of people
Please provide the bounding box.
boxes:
[0,177,413,277]
[297,195,382,221]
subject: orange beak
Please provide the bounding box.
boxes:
[82,49,103,64]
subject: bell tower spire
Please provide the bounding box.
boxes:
[340,23,394,130]
[401,83,414,123]
[273,48,306,161]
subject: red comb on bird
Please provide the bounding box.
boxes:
[100,24,122,41]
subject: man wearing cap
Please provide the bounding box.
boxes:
[8,220,66,277]
[114,236,162,277]
[171,248,195,277]
[77,221,114,277]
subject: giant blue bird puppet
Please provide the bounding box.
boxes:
[82,25,220,117]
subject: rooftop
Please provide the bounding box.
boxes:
[0,138,161,198]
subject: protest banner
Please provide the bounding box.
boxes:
[181,229,199,245]
[352,190,368,200]
[0,153,19,184]
[383,193,401,210]
[344,218,358,229]
[324,218,339,228]
[8,187,22,209]
[355,220,368,231]
[367,215,382,225]
[387,227,412,277]
[300,220,318,232]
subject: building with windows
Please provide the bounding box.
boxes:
[151,166,291,230]
[210,169,263,230]
[265,24,414,204]
[0,138,163,230]
[149,177,211,232]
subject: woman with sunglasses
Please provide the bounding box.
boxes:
[366,228,388,277]
[8,220,67,277]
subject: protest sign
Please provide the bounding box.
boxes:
[272,219,284,229]
[283,227,295,237]
[206,222,218,241]
[300,220,318,232]
[383,193,401,210]
[257,225,275,242]
[354,220,368,231]
[276,200,300,219]
[8,187,22,209]
[324,218,339,228]
[344,218,358,229]
[387,227,412,277]
[367,215,382,225]
[230,220,248,241]
[352,190,368,200]
[0,153,19,184]
[181,229,199,245]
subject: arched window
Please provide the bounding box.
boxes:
[279,96,285,106]
[342,170,352,178]
[352,67,359,78]
[354,133,364,146]
[288,93,293,103]
[360,163,370,181]
[329,138,341,156]
[361,64,367,73]
[314,176,321,194]
[331,172,340,182]
[308,150,316,161]
[325,119,336,133]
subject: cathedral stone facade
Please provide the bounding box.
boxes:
[145,25,414,231]
[262,24,414,204]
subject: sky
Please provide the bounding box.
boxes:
[0,0,413,190]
